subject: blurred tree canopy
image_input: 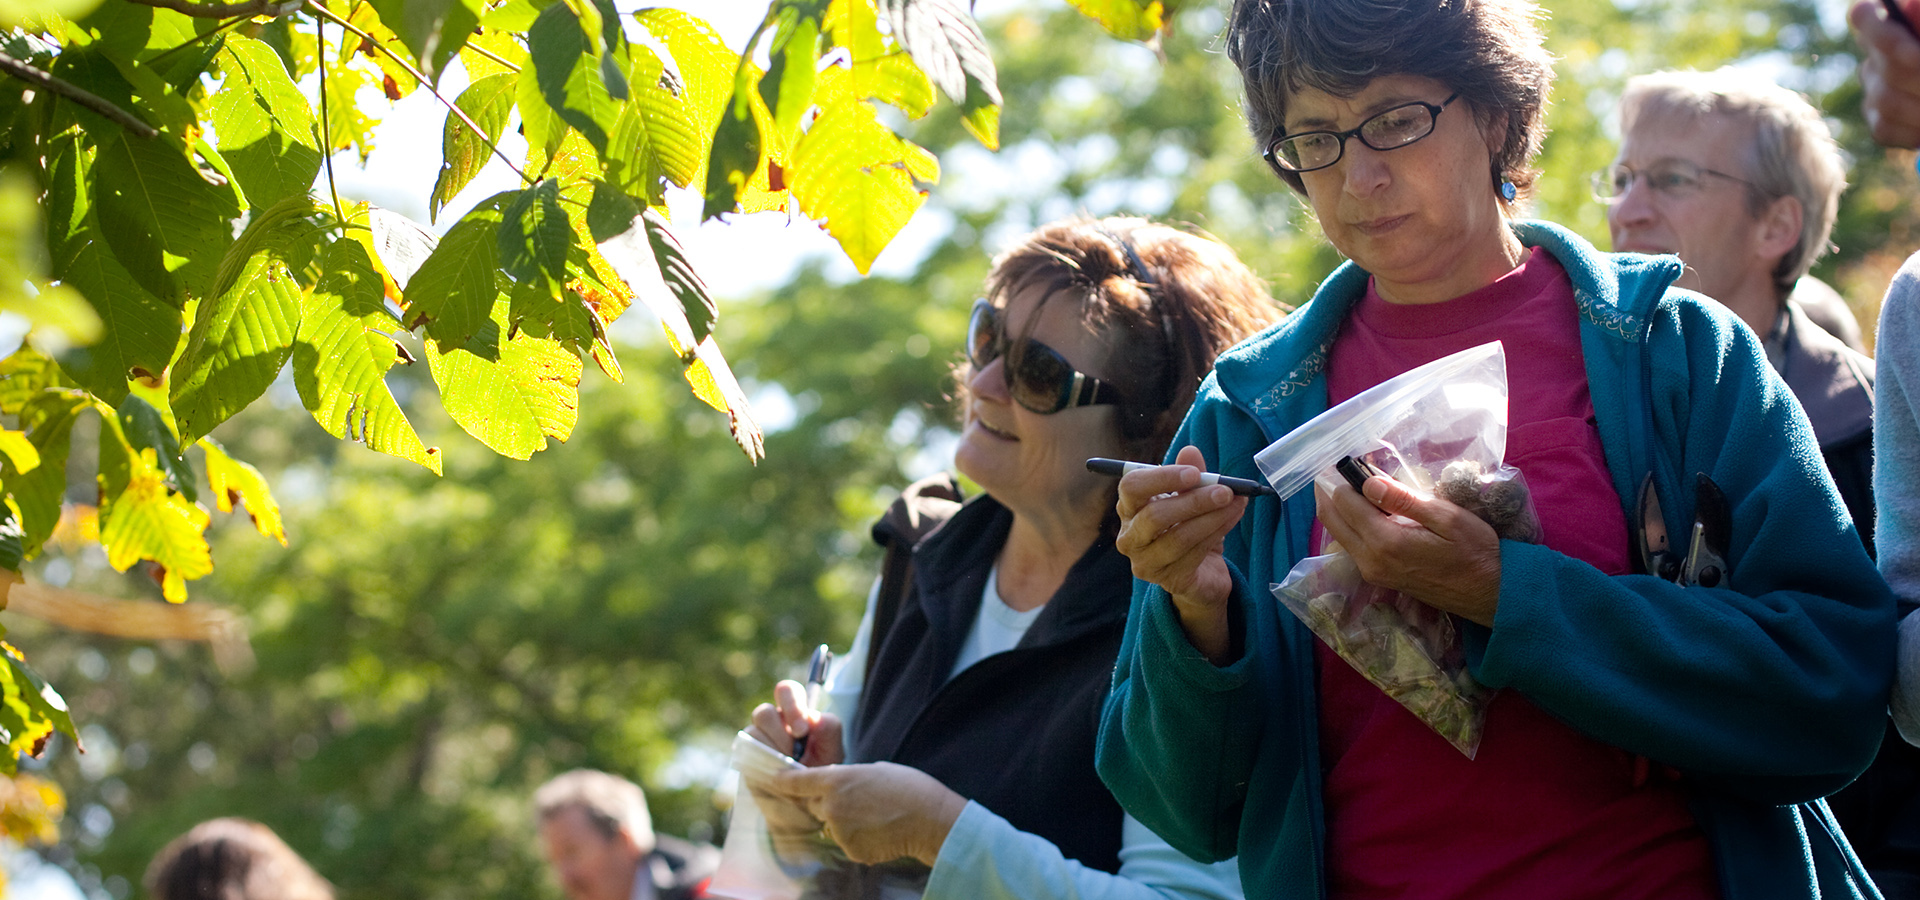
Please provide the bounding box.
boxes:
[10,0,1917,897]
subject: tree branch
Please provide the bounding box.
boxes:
[123,0,301,17]
[0,51,158,138]
[304,0,533,186]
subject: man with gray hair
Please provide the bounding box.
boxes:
[1600,68,1874,543]
[1602,67,1917,898]
[535,769,718,900]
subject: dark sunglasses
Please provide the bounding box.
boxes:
[967,299,1124,414]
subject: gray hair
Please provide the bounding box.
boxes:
[535,769,655,852]
[1619,68,1847,293]
[1225,0,1555,201]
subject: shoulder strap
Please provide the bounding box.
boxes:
[866,473,964,687]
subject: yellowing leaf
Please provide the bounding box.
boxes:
[0,432,38,476]
[1063,0,1165,42]
[790,100,938,274]
[98,448,211,603]
[425,304,582,460]
[199,439,285,546]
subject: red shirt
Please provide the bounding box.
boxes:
[1314,249,1719,900]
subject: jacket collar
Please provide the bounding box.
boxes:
[1773,299,1875,448]
[1210,220,1681,437]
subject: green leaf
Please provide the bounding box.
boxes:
[789,99,939,273]
[0,507,23,574]
[366,0,482,84]
[430,72,517,223]
[879,0,1000,106]
[593,205,710,348]
[635,8,738,191]
[44,47,141,141]
[406,194,511,350]
[169,233,303,444]
[209,36,320,210]
[702,69,761,220]
[0,354,84,557]
[759,4,822,147]
[425,303,582,460]
[0,642,77,769]
[960,75,1001,151]
[481,0,542,31]
[295,239,443,476]
[515,59,568,168]
[497,178,570,295]
[44,136,182,405]
[529,0,622,154]
[91,132,241,304]
[603,41,696,202]
[117,394,195,503]
[1062,0,1165,42]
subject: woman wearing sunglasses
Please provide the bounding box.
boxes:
[747,216,1277,899]
[1099,1,1894,899]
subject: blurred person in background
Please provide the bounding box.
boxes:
[1099,0,1894,897]
[535,769,718,900]
[1850,0,1920,149]
[748,215,1279,899]
[1601,69,1876,545]
[145,817,333,900]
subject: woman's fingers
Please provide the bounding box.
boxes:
[747,702,794,757]
[767,763,966,867]
[1317,477,1502,626]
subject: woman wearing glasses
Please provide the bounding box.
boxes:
[747,216,1277,898]
[1100,1,1893,898]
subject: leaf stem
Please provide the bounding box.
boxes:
[463,37,521,74]
[147,15,253,66]
[0,52,159,138]
[302,0,533,186]
[124,0,302,17]
[316,14,345,224]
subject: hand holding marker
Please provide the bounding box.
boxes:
[790,643,832,760]
[1085,458,1277,498]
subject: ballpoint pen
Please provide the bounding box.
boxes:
[790,643,832,760]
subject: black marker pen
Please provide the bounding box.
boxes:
[1086,457,1278,498]
[791,643,831,760]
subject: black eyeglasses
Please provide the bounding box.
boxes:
[1263,93,1461,175]
[1591,160,1756,203]
[967,300,1123,414]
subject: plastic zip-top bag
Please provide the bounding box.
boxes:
[710,731,826,900]
[1253,342,1542,758]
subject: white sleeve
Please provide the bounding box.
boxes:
[821,576,881,747]
[923,803,1243,900]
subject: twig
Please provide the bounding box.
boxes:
[316,15,345,223]
[303,0,533,186]
[464,36,522,74]
[0,51,158,138]
[124,0,301,17]
[148,14,252,66]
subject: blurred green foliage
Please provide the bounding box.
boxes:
[9,0,1916,896]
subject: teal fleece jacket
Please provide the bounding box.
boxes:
[1095,222,1895,900]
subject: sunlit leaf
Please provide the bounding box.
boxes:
[634,8,737,191]
[816,52,935,120]
[295,239,442,475]
[425,303,582,460]
[759,3,822,148]
[702,67,762,220]
[790,100,939,273]
[0,433,38,477]
[406,194,511,350]
[826,0,885,64]
[459,27,528,81]
[170,225,303,444]
[1062,0,1166,42]
[593,205,714,349]
[97,446,210,604]
[210,36,321,210]
[0,641,76,771]
[529,0,620,154]
[430,72,516,223]
[199,438,285,546]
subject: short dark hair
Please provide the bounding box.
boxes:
[145,818,334,900]
[1226,0,1555,201]
[959,216,1281,463]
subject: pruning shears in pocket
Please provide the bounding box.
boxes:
[1635,473,1733,588]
